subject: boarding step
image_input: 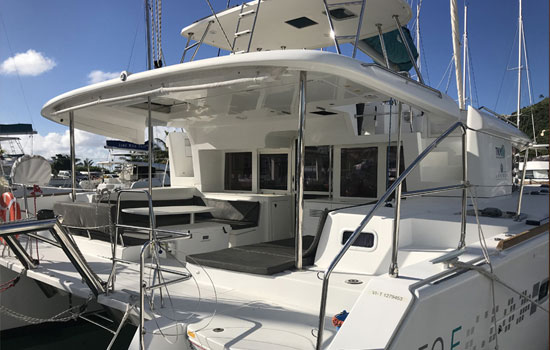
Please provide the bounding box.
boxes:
[326,1,364,7]
[235,29,252,37]
[239,9,256,18]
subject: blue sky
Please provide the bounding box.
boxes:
[0,0,547,161]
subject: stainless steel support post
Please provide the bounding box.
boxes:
[191,21,213,61]
[69,111,76,202]
[376,24,390,68]
[3,235,38,269]
[515,148,529,220]
[321,0,341,54]
[295,71,307,269]
[49,221,106,296]
[180,33,193,63]
[389,102,403,277]
[139,241,150,350]
[352,0,366,58]
[393,16,424,84]
[147,98,153,201]
[328,146,333,198]
[458,126,468,248]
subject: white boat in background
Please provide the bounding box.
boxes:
[0,1,547,349]
[519,155,549,183]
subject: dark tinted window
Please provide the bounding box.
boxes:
[342,231,375,248]
[305,146,331,192]
[340,147,377,197]
[260,153,288,190]
[225,152,252,191]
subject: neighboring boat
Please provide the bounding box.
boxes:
[519,155,549,183]
[0,1,547,350]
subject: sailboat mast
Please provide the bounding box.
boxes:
[416,1,421,77]
[462,4,468,106]
[450,0,464,109]
[145,0,154,198]
[516,0,523,127]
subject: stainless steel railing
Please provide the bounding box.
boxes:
[315,121,467,350]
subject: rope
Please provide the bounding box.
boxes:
[157,0,163,65]
[0,273,21,293]
[0,296,92,324]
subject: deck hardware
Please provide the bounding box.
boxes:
[344,279,362,285]
[213,328,224,332]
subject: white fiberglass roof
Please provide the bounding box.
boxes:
[41,50,459,144]
[181,0,412,52]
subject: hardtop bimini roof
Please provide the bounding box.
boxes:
[41,50,459,144]
[181,0,412,52]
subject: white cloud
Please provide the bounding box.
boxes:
[0,49,56,76]
[21,130,109,162]
[87,70,120,84]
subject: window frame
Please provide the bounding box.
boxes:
[258,148,291,194]
[223,150,256,192]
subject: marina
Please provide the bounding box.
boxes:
[0,0,548,349]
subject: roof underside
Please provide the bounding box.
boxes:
[181,0,412,52]
[41,51,458,144]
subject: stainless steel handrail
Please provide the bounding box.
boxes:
[107,189,157,292]
[315,121,466,350]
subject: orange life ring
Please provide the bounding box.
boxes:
[0,192,21,244]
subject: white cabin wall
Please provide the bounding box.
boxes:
[467,131,513,197]
[196,150,223,192]
[166,132,195,187]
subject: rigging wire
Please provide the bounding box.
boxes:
[467,44,480,107]
[418,23,431,85]
[0,13,35,128]
[493,23,519,111]
[444,58,454,94]
[126,2,144,72]
[436,56,454,90]
[520,26,538,152]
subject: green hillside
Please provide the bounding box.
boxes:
[518,97,548,143]
[512,97,549,152]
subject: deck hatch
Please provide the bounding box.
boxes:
[329,8,357,21]
[285,17,318,29]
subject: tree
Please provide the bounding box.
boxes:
[50,154,79,175]
[511,97,549,156]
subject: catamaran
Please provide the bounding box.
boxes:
[0,0,547,349]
